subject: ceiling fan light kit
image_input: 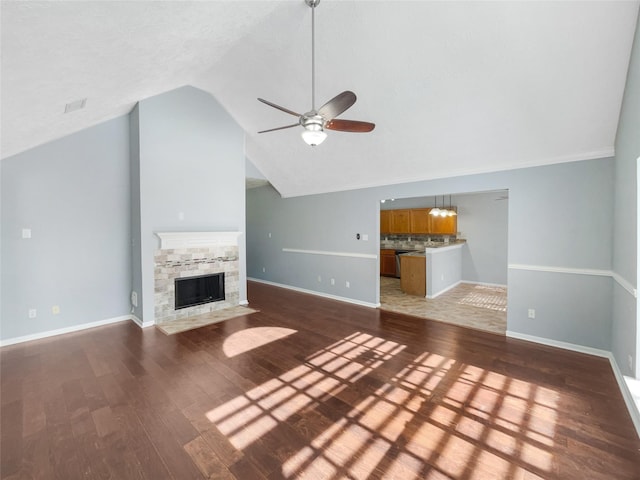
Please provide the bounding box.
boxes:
[301,124,327,146]
[258,0,375,146]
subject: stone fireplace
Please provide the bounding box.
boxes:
[154,232,241,324]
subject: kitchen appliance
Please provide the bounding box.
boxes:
[395,250,413,278]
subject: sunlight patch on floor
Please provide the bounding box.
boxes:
[207,330,559,478]
[457,285,507,312]
[222,326,297,357]
[208,332,405,451]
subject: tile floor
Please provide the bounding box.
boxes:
[379,276,507,335]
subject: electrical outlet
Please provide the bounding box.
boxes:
[22,228,32,239]
[345,281,350,288]
[52,305,60,315]
[131,291,138,307]
[330,278,335,285]
[362,234,369,241]
[528,309,536,319]
[262,267,266,273]
[317,275,322,283]
[28,308,37,319]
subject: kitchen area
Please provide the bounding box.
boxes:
[380,199,464,298]
[379,192,509,335]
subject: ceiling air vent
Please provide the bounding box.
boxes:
[64,98,87,113]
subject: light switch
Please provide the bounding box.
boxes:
[22,228,31,239]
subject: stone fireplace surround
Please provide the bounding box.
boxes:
[154,232,241,324]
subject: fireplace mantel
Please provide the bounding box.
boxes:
[155,231,241,250]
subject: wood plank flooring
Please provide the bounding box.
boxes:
[2,280,639,479]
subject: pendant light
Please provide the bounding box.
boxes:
[447,195,457,216]
[430,196,441,216]
[430,195,457,216]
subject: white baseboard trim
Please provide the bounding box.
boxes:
[239,299,249,306]
[0,315,133,347]
[248,277,379,308]
[506,330,610,357]
[609,359,640,438]
[460,280,508,288]
[427,280,462,299]
[130,315,155,329]
[506,330,640,438]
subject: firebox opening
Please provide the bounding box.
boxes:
[175,273,225,310]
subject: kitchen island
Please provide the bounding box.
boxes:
[400,252,426,296]
[398,241,465,298]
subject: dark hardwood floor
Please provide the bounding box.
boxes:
[2,281,639,479]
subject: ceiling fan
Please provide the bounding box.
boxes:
[258,0,375,146]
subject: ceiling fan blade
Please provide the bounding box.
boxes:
[258,98,301,117]
[325,119,375,133]
[317,91,356,121]
[258,123,299,134]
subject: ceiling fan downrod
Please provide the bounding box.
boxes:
[306,0,320,112]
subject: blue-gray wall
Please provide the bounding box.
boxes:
[1,117,132,341]
[0,86,247,341]
[612,15,640,376]
[456,192,508,286]
[247,157,615,351]
[134,86,246,322]
[246,158,267,180]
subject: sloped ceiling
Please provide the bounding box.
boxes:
[2,1,638,197]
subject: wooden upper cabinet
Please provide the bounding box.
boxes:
[410,208,431,234]
[380,210,392,234]
[430,209,458,235]
[381,207,458,235]
[391,209,411,233]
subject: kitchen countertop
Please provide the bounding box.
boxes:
[381,240,466,250]
[425,242,465,253]
[400,251,426,257]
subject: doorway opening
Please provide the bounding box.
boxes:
[378,190,509,335]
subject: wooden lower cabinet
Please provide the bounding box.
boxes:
[380,249,396,277]
[400,255,426,296]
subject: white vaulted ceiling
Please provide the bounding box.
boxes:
[2,1,638,197]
